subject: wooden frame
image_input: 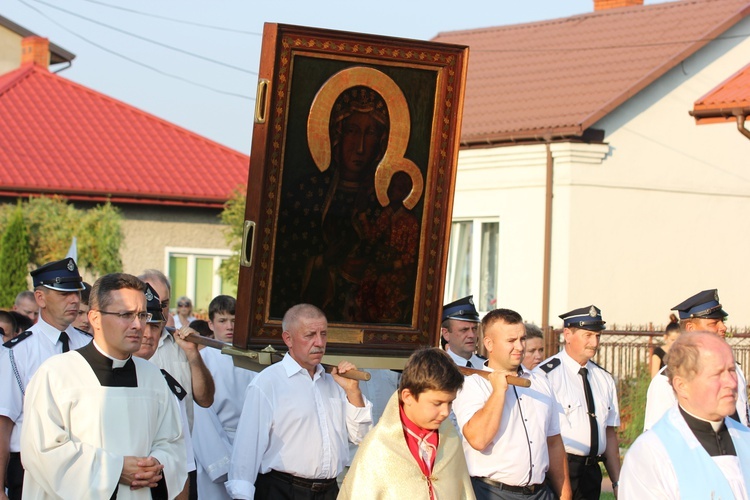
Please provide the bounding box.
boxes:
[234,23,468,359]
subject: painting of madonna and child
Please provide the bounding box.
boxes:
[235,25,467,353]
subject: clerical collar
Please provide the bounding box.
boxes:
[92,340,130,368]
[679,405,736,457]
[77,342,138,388]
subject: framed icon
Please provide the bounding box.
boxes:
[234,23,469,361]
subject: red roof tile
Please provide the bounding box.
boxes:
[692,62,750,123]
[433,0,750,145]
[0,63,249,208]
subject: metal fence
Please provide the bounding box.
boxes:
[566,331,750,384]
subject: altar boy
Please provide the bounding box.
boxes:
[339,348,475,499]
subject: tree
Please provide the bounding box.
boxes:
[77,201,123,274]
[0,206,31,308]
[218,188,246,293]
[0,196,124,278]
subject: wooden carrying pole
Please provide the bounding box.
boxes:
[456,365,531,388]
[180,330,371,381]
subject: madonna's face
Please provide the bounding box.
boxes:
[340,111,382,177]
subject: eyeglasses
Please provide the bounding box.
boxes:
[97,310,152,323]
[160,299,170,309]
[177,302,190,307]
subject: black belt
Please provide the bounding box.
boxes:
[473,476,543,495]
[267,470,337,493]
[567,453,604,466]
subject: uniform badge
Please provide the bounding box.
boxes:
[145,289,154,301]
[589,306,597,317]
[175,386,182,394]
[468,297,475,306]
[714,290,719,301]
[67,260,75,272]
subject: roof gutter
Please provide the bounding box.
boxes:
[735,112,750,141]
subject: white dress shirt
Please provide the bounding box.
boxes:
[644,364,749,430]
[453,366,560,485]
[0,316,91,452]
[534,349,620,456]
[446,347,485,369]
[225,354,373,500]
[150,327,194,428]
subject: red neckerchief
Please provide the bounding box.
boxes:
[400,403,439,499]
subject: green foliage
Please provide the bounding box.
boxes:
[77,202,123,274]
[0,196,124,279]
[218,188,246,294]
[0,206,31,307]
[616,363,651,448]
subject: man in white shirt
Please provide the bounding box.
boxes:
[138,270,214,430]
[135,283,197,500]
[620,331,750,499]
[226,303,372,500]
[191,295,256,500]
[453,308,571,500]
[0,258,90,500]
[442,296,485,368]
[644,289,749,430]
[534,305,621,499]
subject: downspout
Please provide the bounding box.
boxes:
[542,139,554,353]
[735,112,750,141]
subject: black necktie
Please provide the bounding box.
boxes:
[466,360,473,368]
[59,331,70,353]
[579,367,598,456]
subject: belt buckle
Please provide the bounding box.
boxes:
[310,482,325,492]
[521,485,536,495]
[584,456,598,466]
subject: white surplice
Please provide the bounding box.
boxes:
[20,347,187,499]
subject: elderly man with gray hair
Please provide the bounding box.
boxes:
[620,331,750,499]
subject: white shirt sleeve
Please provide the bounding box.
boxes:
[225,384,272,500]
[343,388,373,445]
[192,403,233,482]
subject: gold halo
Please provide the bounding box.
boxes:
[307,66,424,208]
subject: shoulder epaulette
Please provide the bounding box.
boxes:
[160,369,187,401]
[539,358,561,373]
[73,327,93,337]
[590,360,612,375]
[477,354,487,360]
[3,330,32,349]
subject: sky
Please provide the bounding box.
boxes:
[3,0,671,154]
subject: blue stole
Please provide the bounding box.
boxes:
[652,407,750,498]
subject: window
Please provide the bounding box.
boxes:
[165,247,234,312]
[444,220,499,312]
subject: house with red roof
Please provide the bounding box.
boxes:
[434,0,750,327]
[0,25,249,311]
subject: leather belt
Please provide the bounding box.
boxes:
[567,453,604,466]
[267,469,337,493]
[473,476,543,495]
